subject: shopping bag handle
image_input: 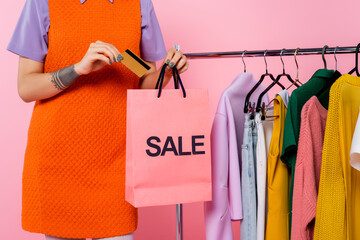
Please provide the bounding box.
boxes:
[155,63,167,90]
[155,63,186,98]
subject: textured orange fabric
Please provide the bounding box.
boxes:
[21,0,141,238]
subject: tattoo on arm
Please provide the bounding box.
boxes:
[50,65,80,90]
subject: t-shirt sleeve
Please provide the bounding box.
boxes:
[281,93,298,166]
[7,0,49,63]
[281,92,300,168]
[140,0,167,62]
[350,109,360,171]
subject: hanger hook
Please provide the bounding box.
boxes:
[334,46,339,72]
[356,43,360,76]
[322,45,328,69]
[294,48,299,81]
[264,50,268,74]
[242,50,247,72]
[280,48,286,74]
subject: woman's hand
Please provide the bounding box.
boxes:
[74,40,123,75]
[138,46,189,89]
[163,47,189,75]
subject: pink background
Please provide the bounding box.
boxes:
[1,0,359,239]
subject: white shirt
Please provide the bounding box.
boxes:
[256,111,274,240]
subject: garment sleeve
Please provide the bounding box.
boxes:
[204,96,242,240]
[314,83,346,240]
[7,0,49,62]
[140,0,167,62]
[291,102,315,240]
[350,109,360,171]
[281,94,298,167]
[225,97,243,220]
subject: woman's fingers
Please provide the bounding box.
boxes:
[93,43,118,63]
[168,50,184,68]
[177,58,189,73]
[164,47,176,65]
[164,47,189,74]
[175,55,187,70]
[76,41,123,75]
[95,40,123,62]
[91,42,117,63]
[90,47,115,64]
[92,53,111,65]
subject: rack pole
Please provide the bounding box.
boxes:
[176,44,358,240]
[176,204,183,240]
[184,46,358,59]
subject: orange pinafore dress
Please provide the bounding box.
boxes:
[21,0,141,238]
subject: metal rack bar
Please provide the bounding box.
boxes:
[176,204,183,240]
[184,46,358,59]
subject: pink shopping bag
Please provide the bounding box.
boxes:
[125,64,212,207]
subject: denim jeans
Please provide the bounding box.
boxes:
[240,114,257,240]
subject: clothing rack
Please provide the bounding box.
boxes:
[175,45,359,240]
[183,46,358,59]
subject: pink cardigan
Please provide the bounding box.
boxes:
[291,96,328,240]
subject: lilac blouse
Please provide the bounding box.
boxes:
[7,0,167,62]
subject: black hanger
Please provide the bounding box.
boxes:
[256,49,300,113]
[244,50,285,115]
[349,43,360,76]
[316,46,341,99]
[322,45,328,69]
[276,49,301,87]
[334,46,339,72]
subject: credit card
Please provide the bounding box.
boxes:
[121,49,151,78]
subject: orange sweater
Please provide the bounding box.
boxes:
[22,0,141,238]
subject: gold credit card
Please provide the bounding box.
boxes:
[121,49,151,78]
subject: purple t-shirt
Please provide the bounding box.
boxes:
[7,0,167,63]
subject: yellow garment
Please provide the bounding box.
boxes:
[265,95,290,240]
[314,74,360,240]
